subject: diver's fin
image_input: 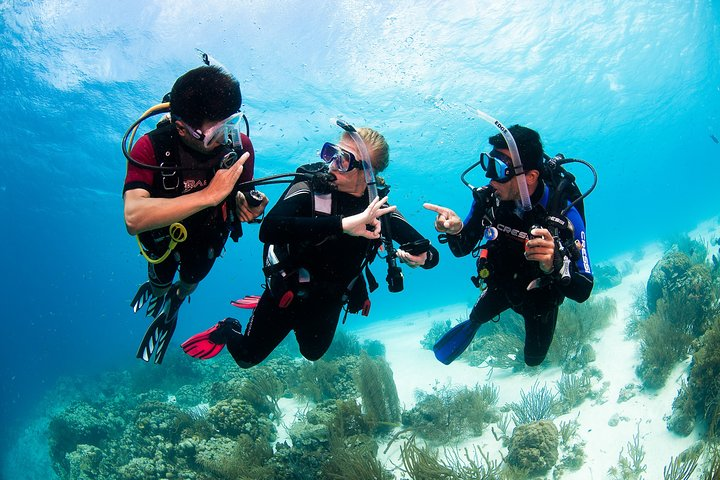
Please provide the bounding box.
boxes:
[146,293,166,318]
[130,282,153,313]
[181,318,242,360]
[130,281,166,317]
[181,318,241,360]
[136,287,185,364]
[136,310,178,364]
[432,320,482,365]
[230,295,261,309]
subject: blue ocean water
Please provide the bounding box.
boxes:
[1,0,718,476]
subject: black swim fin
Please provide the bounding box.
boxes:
[432,320,482,365]
[136,287,184,364]
[130,282,165,317]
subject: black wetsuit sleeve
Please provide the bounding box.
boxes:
[445,198,488,257]
[387,210,440,269]
[259,185,343,244]
[560,272,594,303]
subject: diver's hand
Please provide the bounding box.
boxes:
[423,203,463,235]
[203,152,249,207]
[525,227,555,273]
[235,190,269,223]
[396,249,427,268]
[342,196,397,239]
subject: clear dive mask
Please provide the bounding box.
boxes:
[201,112,247,149]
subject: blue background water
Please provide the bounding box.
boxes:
[1,0,718,475]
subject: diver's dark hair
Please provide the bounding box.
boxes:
[169,65,241,128]
[489,125,544,174]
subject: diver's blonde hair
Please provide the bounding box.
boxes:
[342,127,389,173]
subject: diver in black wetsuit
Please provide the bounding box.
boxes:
[182,125,439,368]
[424,125,593,367]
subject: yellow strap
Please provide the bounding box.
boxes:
[136,222,187,265]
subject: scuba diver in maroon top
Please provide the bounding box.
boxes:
[122,65,268,364]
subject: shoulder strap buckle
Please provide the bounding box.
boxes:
[160,160,180,191]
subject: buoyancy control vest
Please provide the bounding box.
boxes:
[261,163,385,315]
[137,124,244,259]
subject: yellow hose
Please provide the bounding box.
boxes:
[137,222,188,264]
[128,102,171,149]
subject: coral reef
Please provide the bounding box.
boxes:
[555,418,586,474]
[239,366,287,419]
[505,420,559,476]
[401,382,500,443]
[555,372,593,413]
[47,341,397,480]
[607,426,646,480]
[355,353,401,432]
[398,434,502,480]
[646,250,694,313]
[507,381,558,426]
[672,315,720,438]
[420,318,452,350]
[463,311,526,370]
[592,261,623,291]
[547,296,615,373]
[324,329,362,359]
[295,356,359,403]
[48,402,125,476]
[638,250,717,389]
[661,442,702,480]
[207,398,276,440]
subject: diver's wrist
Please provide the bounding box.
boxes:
[448,222,463,235]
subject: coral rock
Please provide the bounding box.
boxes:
[506,420,559,475]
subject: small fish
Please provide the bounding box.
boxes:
[711,134,719,144]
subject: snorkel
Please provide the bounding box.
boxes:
[475,110,532,212]
[334,119,379,201]
[333,118,404,293]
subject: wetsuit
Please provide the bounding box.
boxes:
[123,124,255,289]
[446,181,593,366]
[225,173,439,368]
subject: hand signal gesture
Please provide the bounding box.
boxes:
[342,196,397,239]
[423,203,463,235]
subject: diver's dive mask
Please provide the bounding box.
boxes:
[201,112,246,149]
[176,112,247,149]
[320,142,363,172]
[480,149,515,184]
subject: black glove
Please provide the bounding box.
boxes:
[209,318,241,344]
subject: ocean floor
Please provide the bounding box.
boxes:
[345,215,720,479]
[5,216,719,479]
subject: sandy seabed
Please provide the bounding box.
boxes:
[315,216,719,479]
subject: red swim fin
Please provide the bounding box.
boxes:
[181,325,223,359]
[230,295,261,309]
[181,318,242,360]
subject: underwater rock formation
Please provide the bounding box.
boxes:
[506,420,559,476]
[646,250,692,313]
